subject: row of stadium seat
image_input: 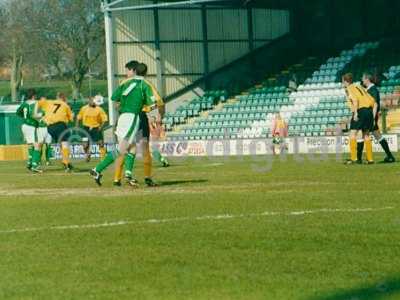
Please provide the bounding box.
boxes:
[304,42,379,85]
[286,40,400,136]
[163,90,227,130]
[167,40,400,141]
[385,65,400,79]
[236,42,376,138]
[251,56,325,92]
[290,115,349,125]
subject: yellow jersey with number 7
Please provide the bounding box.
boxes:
[40,99,74,125]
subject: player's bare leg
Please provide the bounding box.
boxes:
[82,139,91,162]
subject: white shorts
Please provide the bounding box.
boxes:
[22,125,51,144]
[115,113,140,144]
[39,127,52,144]
[22,124,37,144]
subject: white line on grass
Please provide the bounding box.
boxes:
[0,206,394,234]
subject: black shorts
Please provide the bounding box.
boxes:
[137,112,150,140]
[357,107,374,131]
[350,113,359,130]
[83,126,103,142]
[48,122,70,142]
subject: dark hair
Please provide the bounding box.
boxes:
[136,63,148,76]
[362,72,373,81]
[26,89,36,100]
[125,60,139,71]
[342,73,353,84]
[57,92,67,100]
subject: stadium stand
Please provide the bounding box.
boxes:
[162,90,228,131]
[167,41,393,140]
[166,55,327,141]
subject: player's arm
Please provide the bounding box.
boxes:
[76,107,84,127]
[347,87,359,120]
[16,103,25,118]
[99,108,108,130]
[352,97,359,121]
[145,79,165,119]
[37,99,46,112]
[111,85,123,112]
[143,82,156,107]
[33,102,44,120]
[66,105,74,123]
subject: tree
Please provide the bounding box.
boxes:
[34,0,105,99]
[0,0,35,101]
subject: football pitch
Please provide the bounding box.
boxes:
[0,154,399,300]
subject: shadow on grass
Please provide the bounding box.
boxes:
[158,179,208,186]
[309,277,400,300]
[70,167,93,173]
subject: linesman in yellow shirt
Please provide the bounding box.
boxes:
[43,92,74,171]
[342,73,377,164]
[76,96,108,162]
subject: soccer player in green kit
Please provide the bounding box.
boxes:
[16,89,49,173]
[90,62,155,186]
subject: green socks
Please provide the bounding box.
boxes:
[152,149,162,163]
[45,144,52,162]
[124,153,136,177]
[31,149,41,168]
[95,151,117,173]
[27,145,34,167]
[152,149,168,165]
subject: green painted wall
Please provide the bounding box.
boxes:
[0,110,24,145]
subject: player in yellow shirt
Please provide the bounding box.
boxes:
[44,92,74,171]
[37,96,53,165]
[342,73,377,164]
[76,96,108,162]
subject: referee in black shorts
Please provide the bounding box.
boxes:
[360,72,396,163]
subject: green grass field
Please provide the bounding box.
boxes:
[0,154,399,300]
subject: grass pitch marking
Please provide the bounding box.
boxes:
[0,206,394,235]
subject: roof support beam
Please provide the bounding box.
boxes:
[104,1,117,126]
[153,1,164,97]
[104,0,127,9]
[104,0,230,12]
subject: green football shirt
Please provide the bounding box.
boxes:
[16,100,39,127]
[111,77,155,114]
